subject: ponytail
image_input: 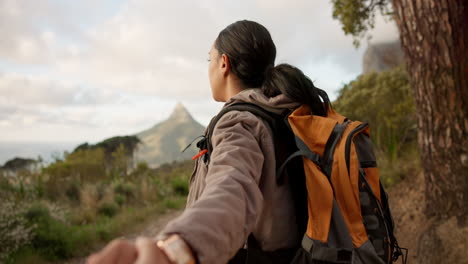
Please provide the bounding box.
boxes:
[261,64,330,117]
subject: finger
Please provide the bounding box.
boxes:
[92,238,137,264]
[135,237,169,264]
[86,253,100,264]
[116,240,138,264]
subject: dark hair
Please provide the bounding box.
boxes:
[215,20,330,116]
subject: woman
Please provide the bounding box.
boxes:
[87,20,330,264]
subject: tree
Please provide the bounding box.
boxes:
[332,0,467,262]
[334,66,417,185]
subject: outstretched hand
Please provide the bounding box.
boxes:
[86,237,172,264]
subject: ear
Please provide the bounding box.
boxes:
[220,54,231,76]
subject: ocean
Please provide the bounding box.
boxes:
[0,141,81,165]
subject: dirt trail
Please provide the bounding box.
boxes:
[66,209,183,264]
[388,171,468,264]
[126,209,183,241]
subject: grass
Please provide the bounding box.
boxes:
[0,150,194,264]
[378,142,421,188]
[162,196,187,210]
[5,196,186,264]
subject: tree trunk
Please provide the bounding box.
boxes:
[391,0,468,261]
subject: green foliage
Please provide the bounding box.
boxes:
[331,0,391,47]
[162,196,186,210]
[97,202,119,218]
[111,144,129,178]
[24,203,50,222]
[42,147,107,186]
[0,173,14,193]
[24,204,73,259]
[136,161,149,171]
[334,66,418,185]
[1,158,37,171]
[114,194,126,206]
[65,180,81,203]
[131,162,150,178]
[0,200,36,262]
[74,136,140,162]
[335,66,415,156]
[171,176,189,196]
[114,181,136,200]
[35,174,45,198]
[2,154,195,261]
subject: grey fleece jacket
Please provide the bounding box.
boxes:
[157,89,301,264]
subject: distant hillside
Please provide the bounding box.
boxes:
[0,141,77,165]
[135,103,205,167]
[1,157,38,172]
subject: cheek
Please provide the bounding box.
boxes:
[210,81,225,102]
[208,65,219,97]
[208,61,226,102]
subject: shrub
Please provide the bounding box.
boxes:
[80,184,99,211]
[24,203,50,222]
[0,200,35,261]
[65,180,80,203]
[114,194,126,206]
[35,174,45,198]
[0,174,14,193]
[334,66,418,186]
[24,203,75,260]
[98,202,119,218]
[137,161,149,171]
[171,176,189,196]
[31,216,73,259]
[163,197,186,210]
[163,198,178,209]
[114,182,136,200]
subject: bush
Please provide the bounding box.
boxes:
[163,197,186,210]
[0,174,14,193]
[31,216,73,259]
[98,202,119,218]
[24,203,74,260]
[0,200,35,261]
[131,162,150,177]
[334,66,418,186]
[35,174,45,198]
[163,198,178,209]
[24,203,50,222]
[171,176,189,196]
[65,180,80,203]
[114,194,126,206]
[42,148,107,184]
[114,182,136,200]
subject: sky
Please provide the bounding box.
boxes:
[0,0,399,150]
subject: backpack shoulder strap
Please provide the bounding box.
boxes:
[200,102,285,164]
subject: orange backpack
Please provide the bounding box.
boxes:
[282,105,406,264]
[197,103,407,264]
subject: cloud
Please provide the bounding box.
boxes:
[2,0,399,98]
[0,0,399,142]
[0,71,122,139]
[0,72,119,106]
[54,0,218,100]
[52,0,398,98]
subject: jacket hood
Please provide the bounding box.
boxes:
[225,88,300,114]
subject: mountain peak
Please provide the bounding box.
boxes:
[169,102,193,122]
